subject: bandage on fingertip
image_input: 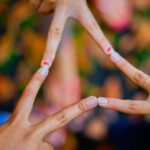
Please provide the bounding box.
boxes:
[41,61,51,68]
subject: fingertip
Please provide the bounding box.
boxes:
[98,97,108,107]
[85,96,98,109]
[39,66,49,76]
[110,50,121,63]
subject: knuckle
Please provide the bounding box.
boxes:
[49,27,61,38]
[78,101,87,112]
[128,101,137,114]
[134,71,144,82]
[56,111,67,126]
[133,70,149,87]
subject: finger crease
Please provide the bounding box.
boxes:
[128,102,137,114]
[78,102,87,112]
[56,111,67,125]
[50,28,61,38]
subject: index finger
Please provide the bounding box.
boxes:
[41,3,68,68]
[110,51,150,91]
[76,4,150,91]
[33,96,98,138]
[98,97,150,115]
[12,67,49,120]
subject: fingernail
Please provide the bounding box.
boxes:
[111,51,121,63]
[98,97,108,106]
[39,66,49,76]
[86,96,98,108]
[41,60,51,68]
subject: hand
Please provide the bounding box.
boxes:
[98,51,150,115]
[29,0,150,115]
[30,0,121,70]
[45,36,81,107]
[0,66,97,150]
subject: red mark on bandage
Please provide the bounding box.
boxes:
[43,61,50,66]
[107,47,111,53]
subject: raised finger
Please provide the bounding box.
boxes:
[33,96,98,138]
[76,3,150,91]
[77,2,113,55]
[110,51,150,91]
[12,67,49,120]
[41,2,68,69]
[98,97,150,115]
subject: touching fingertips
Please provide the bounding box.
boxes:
[39,66,49,76]
[85,96,98,108]
[98,97,108,106]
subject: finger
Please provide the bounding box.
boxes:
[76,4,150,91]
[12,67,49,120]
[98,97,150,115]
[41,3,68,69]
[77,3,113,55]
[33,96,98,138]
[109,51,150,91]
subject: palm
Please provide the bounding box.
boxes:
[0,124,53,150]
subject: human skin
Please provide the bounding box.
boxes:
[98,52,150,115]
[45,34,81,107]
[30,0,115,69]
[0,65,98,150]
[0,2,102,149]
[30,0,150,115]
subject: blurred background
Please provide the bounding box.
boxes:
[1,0,150,149]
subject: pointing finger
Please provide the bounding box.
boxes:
[33,96,98,138]
[98,97,150,115]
